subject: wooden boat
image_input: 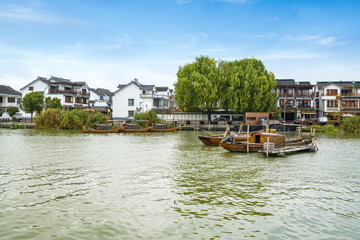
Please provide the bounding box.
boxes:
[198,128,276,146]
[148,125,181,132]
[220,132,312,152]
[82,122,123,133]
[82,127,123,133]
[198,134,249,146]
[118,124,151,133]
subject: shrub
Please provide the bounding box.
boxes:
[341,116,360,133]
[303,124,341,134]
[134,110,161,128]
[7,106,19,117]
[35,109,109,130]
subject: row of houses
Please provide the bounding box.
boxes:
[1,76,360,121]
[0,76,176,120]
[275,79,360,121]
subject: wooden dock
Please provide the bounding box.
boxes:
[261,145,317,157]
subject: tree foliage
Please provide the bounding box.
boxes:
[7,106,19,117]
[341,116,360,133]
[45,97,63,110]
[175,56,220,119]
[219,58,277,113]
[22,92,44,121]
[175,56,277,116]
[134,110,161,128]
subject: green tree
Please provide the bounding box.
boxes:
[175,56,220,121]
[45,97,63,110]
[7,106,19,117]
[219,58,277,113]
[22,92,44,122]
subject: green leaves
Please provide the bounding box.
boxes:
[175,56,277,114]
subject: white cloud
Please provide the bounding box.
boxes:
[0,3,83,24]
[268,16,279,22]
[315,37,336,46]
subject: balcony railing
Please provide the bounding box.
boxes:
[48,90,90,97]
[140,94,168,99]
[277,93,315,97]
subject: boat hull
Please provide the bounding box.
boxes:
[82,127,123,133]
[118,127,151,133]
[148,127,181,132]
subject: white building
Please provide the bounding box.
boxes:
[315,81,360,117]
[20,76,90,111]
[112,78,176,120]
[89,88,113,112]
[0,85,22,118]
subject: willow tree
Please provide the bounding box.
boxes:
[175,56,220,121]
[219,58,277,113]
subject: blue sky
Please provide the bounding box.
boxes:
[1,0,359,91]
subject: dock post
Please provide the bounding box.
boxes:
[266,137,270,157]
[247,125,250,153]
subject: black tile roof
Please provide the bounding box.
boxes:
[155,87,168,92]
[276,79,295,85]
[96,88,113,96]
[0,85,22,96]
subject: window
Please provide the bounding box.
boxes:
[326,89,338,96]
[0,96,2,103]
[128,111,134,117]
[247,117,256,121]
[28,86,34,91]
[65,96,73,103]
[83,98,88,104]
[128,99,134,106]
[75,97,81,103]
[8,97,15,103]
[100,95,104,100]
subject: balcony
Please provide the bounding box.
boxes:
[48,90,90,97]
[277,92,315,97]
[140,94,168,99]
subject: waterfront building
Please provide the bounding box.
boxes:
[20,76,90,111]
[112,78,175,120]
[89,88,113,112]
[315,81,360,118]
[0,85,22,118]
[275,79,316,121]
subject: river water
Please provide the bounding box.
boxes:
[0,129,359,240]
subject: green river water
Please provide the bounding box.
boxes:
[0,129,359,240]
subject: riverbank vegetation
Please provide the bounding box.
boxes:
[303,116,360,134]
[341,116,360,133]
[35,109,109,130]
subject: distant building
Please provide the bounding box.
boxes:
[0,85,22,117]
[112,78,176,120]
[315,81,360,117]
[275,79,316,121]
[20,76,90,110]
[89,88,113,112]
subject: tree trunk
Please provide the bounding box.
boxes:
[207,109,211,122]
[31,113,33,122]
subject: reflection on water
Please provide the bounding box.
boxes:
[0,129,359,239]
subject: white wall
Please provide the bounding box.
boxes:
[113,83,142,119]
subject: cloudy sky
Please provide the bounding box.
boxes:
[1,0,359,91]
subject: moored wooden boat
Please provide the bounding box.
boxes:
[118,124,151,133]
[220,132,311,152]
[82,127,123,133]
[199,128,276,146]
[148,124,181,132]
[198,134,249,146]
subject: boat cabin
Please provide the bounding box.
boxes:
[250,132,286,147]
